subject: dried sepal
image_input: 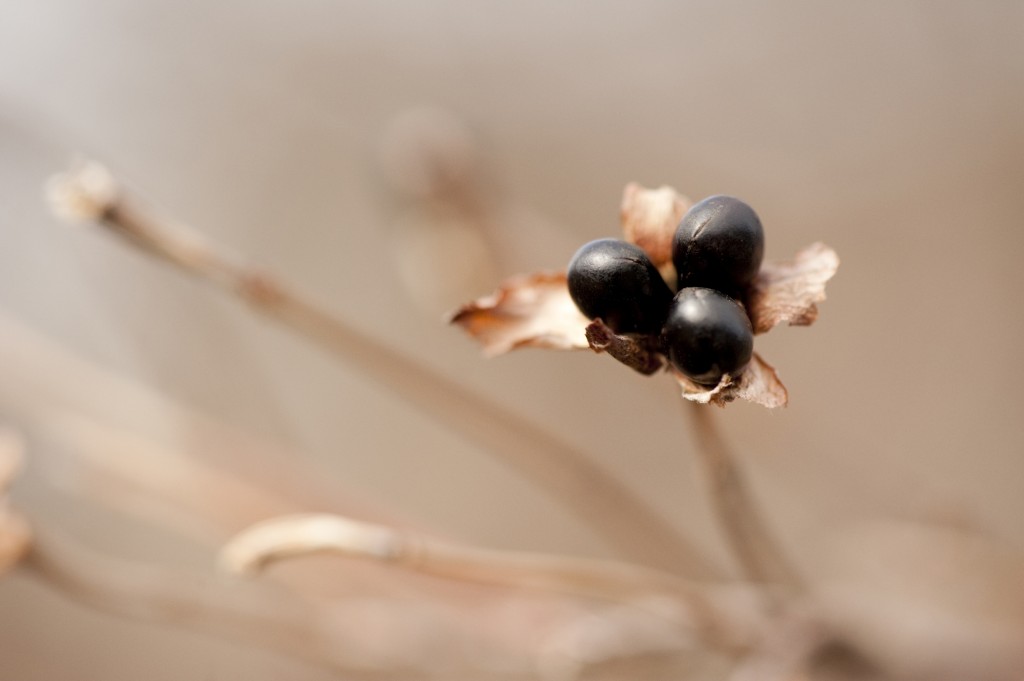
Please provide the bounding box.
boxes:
[448,271,590,356]
[731,354,788,408]
[674,370,735,406]
[674,354,788,409]
[584,320,664,375]
[748,242,839,334]
[620,183,692,277]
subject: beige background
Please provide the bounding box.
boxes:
[1,1,1023,678]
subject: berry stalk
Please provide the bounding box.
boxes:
[687,401,803,591]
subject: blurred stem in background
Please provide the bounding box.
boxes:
[47,162,717,577]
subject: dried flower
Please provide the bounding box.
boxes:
[451,184,838,407]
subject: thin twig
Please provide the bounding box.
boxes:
[24,529,583,680]
[220,513,758,652]
[687,402,802,590]
[46,161,717,577]
[21,532,401,679]
[22,527,751,680]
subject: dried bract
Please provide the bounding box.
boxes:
[748,242,839,335]
[671,354,787,409]
[449,272,590,356]
[584,320,664,376]
[620,183,692,278]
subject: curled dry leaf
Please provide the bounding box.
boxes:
[449,272,590,356]
[584,320,664,375]
[672,370,734,406]
[673,354,788,409]
[619,183,691,278]
[748,242,839,335]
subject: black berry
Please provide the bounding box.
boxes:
[672,195,764,296]
[661,287,753,385]
[567,239,673,334]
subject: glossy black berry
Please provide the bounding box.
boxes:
[567,239,673,334]
[661,287,753,385]
[672,195,764,296]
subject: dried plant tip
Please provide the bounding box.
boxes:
[46,160,119,223]
[0,427,25,493]
[748,242,839,334]
[219,514,400,576]
[0,508,31,577]
[584,320,664,375]
[620,183,692,280]
[449,272,591,356]
[0,427,30,577]
[674,354,787,408]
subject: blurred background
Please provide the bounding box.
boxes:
[1,1,1023,679]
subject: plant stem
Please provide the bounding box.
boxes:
[688,402,802,590]
[220,513,756,652]
[47,163,718,577]
[22,532,406,679]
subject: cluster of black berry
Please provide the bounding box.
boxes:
[567,196,764,386]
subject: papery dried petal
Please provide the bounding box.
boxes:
[620,183,692,278]
[449,272,590,356]
[674,370,735,406]
[748,242,839,334]
[674,353,788,409]
[731,354,788,408]
[584,320,664,375]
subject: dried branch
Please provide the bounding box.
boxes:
[25,528,606,680]
[22,525,760,681]
[220,513,756,652]
[20,530,430,679]
[687,403,802,590]
[46,161,717,577]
